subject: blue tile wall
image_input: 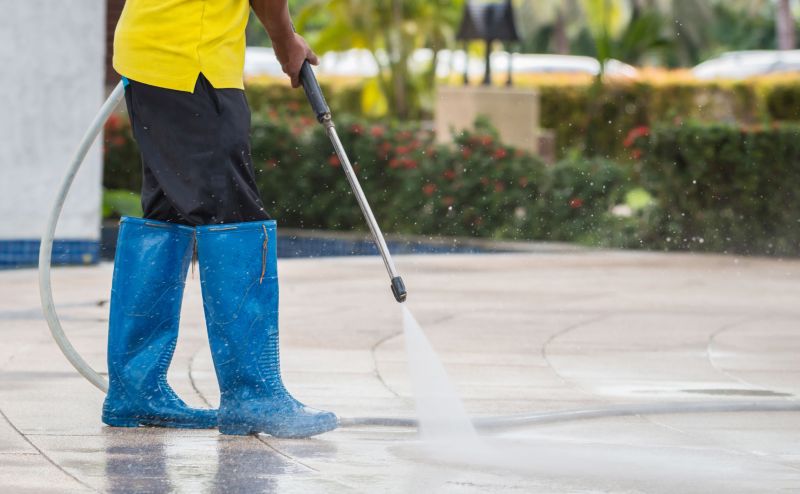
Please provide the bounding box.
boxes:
[0,240,100,269]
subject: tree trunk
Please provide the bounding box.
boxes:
[776,0,796,50]
[554,10,569,54]
[483,39,492,85]
[391,0,408,118]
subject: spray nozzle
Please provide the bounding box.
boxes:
[391,276,407,303]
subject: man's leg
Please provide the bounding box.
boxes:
[196,220,338,437]
[127,75,270,226]
[102,217,216,428]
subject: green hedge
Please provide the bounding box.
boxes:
[765,81,800,121]
[103,104,800,256]
[537,80,766,160]
[104,113,141,192]
[636,122,800,256]
[240,78,800,161]
[103,106,639,244]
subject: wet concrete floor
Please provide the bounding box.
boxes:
[1,249,799,492]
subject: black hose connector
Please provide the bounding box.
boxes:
[390,276,407,303]
[299,60,331,123]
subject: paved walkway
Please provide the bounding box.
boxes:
[1,249,799,493]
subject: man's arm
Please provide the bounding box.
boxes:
[250,0,319,88]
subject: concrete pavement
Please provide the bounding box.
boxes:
[1,249,799,492]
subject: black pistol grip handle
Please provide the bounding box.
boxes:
[299,60,330,123]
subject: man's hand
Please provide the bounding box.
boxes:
[272,33,319,88]
[250,0,318,88]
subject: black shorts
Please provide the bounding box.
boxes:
[124,74,270,226]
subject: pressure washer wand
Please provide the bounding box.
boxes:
[299,61,407,303]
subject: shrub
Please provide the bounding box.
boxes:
[765,81,800,121]
[248,108,549,239]
[638,122,800,256]
[241,76,800,163]
[103,113,141,192]
[536,79,764,160]
[537,155,637,246]
[103,189,142,219]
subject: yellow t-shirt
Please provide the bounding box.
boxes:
[113,0,250,92]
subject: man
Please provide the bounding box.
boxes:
[102,0,337,438]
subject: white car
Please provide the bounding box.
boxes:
[692,50,800,79]
[245,46,638,79]
[244,47,283,77]
[431,50,637,78]
[245,46,380,78]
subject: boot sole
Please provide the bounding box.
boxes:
[103,415,217,429]
[218,421,338,438]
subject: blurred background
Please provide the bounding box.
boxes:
[3,0,800,268]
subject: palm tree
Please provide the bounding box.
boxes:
[516,0,583,54]
[297,0,462,119]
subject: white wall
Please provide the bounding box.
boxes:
[0,1,106,241]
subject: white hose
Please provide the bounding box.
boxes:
[37,81,799,433]
[38,81,124,393]
[339,399,800,430]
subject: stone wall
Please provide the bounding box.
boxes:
[435,86,552,160]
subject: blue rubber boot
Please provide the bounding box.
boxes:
[196,221,338,438]
[102,217,217,429]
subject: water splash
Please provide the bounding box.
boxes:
[397,307,775,492]
[401,305,478,443]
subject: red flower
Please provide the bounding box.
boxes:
[350,123,364,135]
[105,114,121,132]
[286,101,300,112]
[422,183,437,196]
[494,181,505,192]
[397,130,412,140]
[470,135,493,147]
[442,169,457,180]
[265,158,278,168]
[396,145,411,154]
[328,155,340,167]
[388,158,401,169]
[569,198,583,209]
[379,141,393,154]
[370,125,385,138]
[480,177,490,185]
[461,148,473,159]
[402,158,418,170]
[492,148,508,160]
[623,125,650,148]
[631,149,643,160]
[518,176,529,187]
[441,196,455,207]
